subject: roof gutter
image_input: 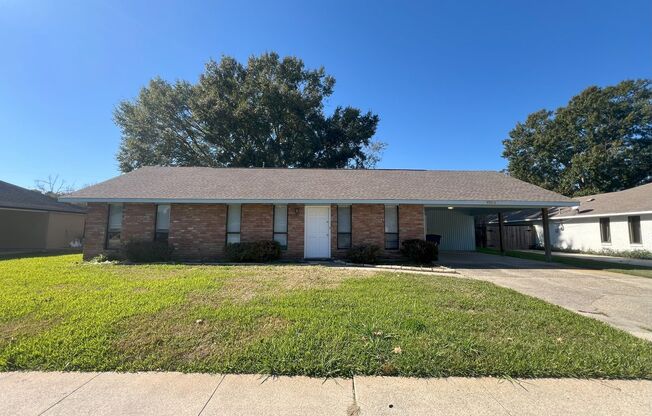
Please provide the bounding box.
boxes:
[0,205,86,214]
[488,209,652,223]
[550,210,652,220]
[58,197,578,208]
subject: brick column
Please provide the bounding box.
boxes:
[169,204,226,261]
[122,203,156,242]
[83,203,108,260]
[399,204,425,244]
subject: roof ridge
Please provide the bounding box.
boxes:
[0,180,86,213]
[574,181,652,200]
[137,166,503,173]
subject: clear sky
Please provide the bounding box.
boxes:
[1,0,650,190]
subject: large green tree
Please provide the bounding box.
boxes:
[115,53,384,172]
[502,80,652,196]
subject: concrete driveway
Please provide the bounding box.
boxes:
[439,252,652,341]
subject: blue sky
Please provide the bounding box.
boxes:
[1,0,650,189]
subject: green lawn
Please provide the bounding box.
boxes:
[1,254,651,378]
[477,248,652,279]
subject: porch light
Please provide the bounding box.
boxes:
[447,206,454,210]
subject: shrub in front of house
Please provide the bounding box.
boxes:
[346,244,381,264]
[225,240,282,262]
[124,240,174,263]
[401,239,438,263]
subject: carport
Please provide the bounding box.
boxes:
[425,204,564,261]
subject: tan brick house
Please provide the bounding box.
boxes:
[60,167,575,261]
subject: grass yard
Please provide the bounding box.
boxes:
[1,254,651,379]
[477,247,652,279]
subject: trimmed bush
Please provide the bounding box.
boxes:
[225,240,282,262]
[346,244,381,264]
[401,239,438,263]
[124,240,174,263]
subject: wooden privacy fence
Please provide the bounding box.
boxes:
[485,224,535,250]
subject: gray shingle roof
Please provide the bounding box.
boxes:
[61,167,574,207]
[551,182,652,217]
[484,182,652,222]
[0,180,87,214]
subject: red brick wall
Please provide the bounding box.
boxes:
[352,204,385,250]
[122,203,156,242]
[399,204,425,244]
[82,202,425,262]
[241,204,273,242]
[169,204,226,261]
[331,204,424,259]
[284,204,304,259]
[83,203,108,260]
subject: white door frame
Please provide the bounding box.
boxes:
[304,205,331,259]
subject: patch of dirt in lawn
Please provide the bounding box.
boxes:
[111,266,377,365]
[0,314,60,349]
[197,266,376,304]
[112,306,289,364]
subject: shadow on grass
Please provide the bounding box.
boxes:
[0,249,82,261]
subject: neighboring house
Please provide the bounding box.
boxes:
[486,183,652,252]
[59,167,574,261]
[0,180,86,251]
[537,183,652,252]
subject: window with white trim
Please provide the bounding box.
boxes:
[384,205,399,250]
[106,203,123,249]
[273,205,288,249]
[337,205,352,249]
[599,217,610,243]
[226,204,241,244]
[628,216,642,244]
[155,204,171,242]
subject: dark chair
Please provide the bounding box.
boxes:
[426,234,442,246]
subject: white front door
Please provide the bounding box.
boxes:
[304,206,331,258]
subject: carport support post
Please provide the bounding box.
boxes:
[541,208,552,262]
[497,212,505,255]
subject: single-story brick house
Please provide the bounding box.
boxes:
[60,167,575,261]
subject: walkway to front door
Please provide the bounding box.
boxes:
[304,206,330,259]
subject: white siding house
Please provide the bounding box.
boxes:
[534,214,652,252]
[529,183,652,253]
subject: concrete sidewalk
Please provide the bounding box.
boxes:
[1,372,650,416]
